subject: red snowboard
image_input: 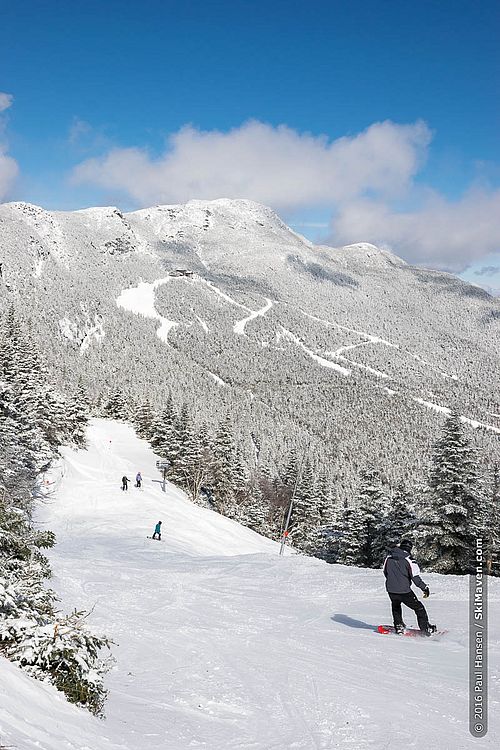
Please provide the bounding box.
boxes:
[377,625,447,637]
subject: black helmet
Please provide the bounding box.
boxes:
[399,539,413,552]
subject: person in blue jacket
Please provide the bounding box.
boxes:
[135,472,142,488]
[152,521,162,541]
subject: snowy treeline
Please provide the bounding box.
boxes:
[0,308,112,715]
[122,391,499,575]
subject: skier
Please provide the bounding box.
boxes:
[121,476,130,491]
[383,539,436,636]
[152,521,162,541]
[135,471,142,488]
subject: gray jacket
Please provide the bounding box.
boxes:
[383,547,428,594]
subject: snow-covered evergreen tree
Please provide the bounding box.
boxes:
[336,504,366,566]
[134,399,155,441]
[151,394,177,459]
[238,480,270,535]
[282,449,300,491]
[209,415,238,515]
[355,469,387,568]
[289,460,318,551]
[416,412,481,574]
[65,384,90,446]
[104,388,128,420]
[374,482,416,561]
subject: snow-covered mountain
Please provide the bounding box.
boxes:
[1,419,497,749]
[0,199,499,493]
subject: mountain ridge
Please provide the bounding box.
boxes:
[0,198,498,497]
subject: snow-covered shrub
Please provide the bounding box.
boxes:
[0,610,113,716]
[0,500,114,716]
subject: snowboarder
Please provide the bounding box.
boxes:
[135,472,142,488]
[152,521,162,541]
[383,539,436,636]
[121,476,130,491]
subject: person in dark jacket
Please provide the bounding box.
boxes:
[121,476,130,491]
[383,540,436,635]
[152,521,162,541]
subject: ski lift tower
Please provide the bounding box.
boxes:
[155,460,170,492]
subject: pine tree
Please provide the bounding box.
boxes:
[134,400,155,441]
[282,449,299,492]
[289,460,317,551]
[311,473,337,560]
[316,473,334,526]
[168,402,190,479]
[355,468,386,568]
[104,389,128,420]
[374,482,416,561]
[65,384,90,446]
[0,380,40,499]
[150,394,177,459]
[232,450,249,502]
[416,412,480,574]
[257,465,287,537]
[209,416,237,515]
[336,504,366,566]
[238,480,270,535]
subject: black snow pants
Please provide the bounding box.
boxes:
[388,591,429,631]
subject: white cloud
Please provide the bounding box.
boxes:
[0,92,18,201]
[70,118,500,272]
[0,92,13,113]
[330,189,500,272]
[71,119,431,211]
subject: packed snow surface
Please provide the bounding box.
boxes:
[2,419,498,750]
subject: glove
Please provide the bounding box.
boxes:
[423,587,430,598]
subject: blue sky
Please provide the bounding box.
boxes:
[1,0,499,289]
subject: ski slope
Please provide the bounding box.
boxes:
[2,419,499,750]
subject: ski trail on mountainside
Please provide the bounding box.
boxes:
[234,298,273,335]
[302,309,459,380]
[116,278,178,344]
[280,326,351,376]
[301,311,500,428]
[195,277,251,312]
[412,398,500,434]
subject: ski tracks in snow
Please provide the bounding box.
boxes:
[31,420,500,750]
